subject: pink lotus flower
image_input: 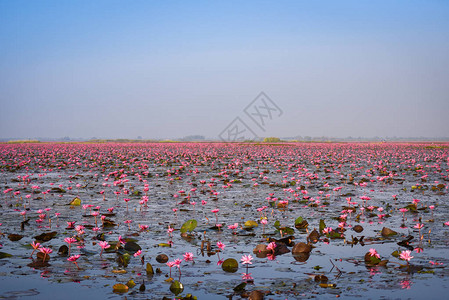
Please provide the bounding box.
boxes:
[216,241,225,251]
[399,250,414,263]
[241,254,253,265]
[64,237,77,255]
[166,261,175,268]
[67,254,80,262]
[228,223,238,230]
[39,247,53,262]
[322,227,333,234]
[118,235,126,245]
[183,252,194,261]
[139,224,149,231]
[30,241,41,257]
[67,221,76,229]
[369,248,380,259]
[173,258,182,268]
[267,242,277,253]
[167,225,174,237]
[67,254,81,269]
[414,223,424,229]
[98,241,110,256]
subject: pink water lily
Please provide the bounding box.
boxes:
[369,248,380,259]
[98,241,110,256]
[183,252,194,262]
[267,242,277,253]
[241,254,253,265]
[30,241,41,257]
[67,254,81,269]
[399,250,414,263]
[64,237,77,256]
[39,247,53,262]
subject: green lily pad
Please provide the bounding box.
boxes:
[124,241,141,253]
[113,283,129,293]
[0,252,13,259]
[170,280,184,295]
[180,219,197,234]
[69,197,81,206]
[126,279,136,288]
[319,219,326,233]
[233,282,247,292]
[222,258,239,273]
[244,220,258,228]
[146,262,154,275]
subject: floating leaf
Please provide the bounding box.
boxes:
[170,280,184,295]
[36,252,50,262]
[58,245,68,256]
[233,282,247,292]
[69,197,81,206]
[307,229,320,243]
[126,279,136,288]
[156,254,169,263]
[319,219,326,233]
[319,283,336,288]
[292,242,312,254]
[113,283,129,293]
[103,219,117,227]
[124,241,141,253]
[249,290,264,300]
[294,217,309,230]
[180,219,197,233]
[244,220,258,228]
[364,252,381,265]
[117,253,131,267]
[353,225,363,233]
[273,220,280,229]
[222,258,238,273]
[293,252,310,262]
[146,263,154,275]
[381,227,397,237]
[253,244,268,254]
[294,216,303,225]
[51,187,66,193]
[329,231,344,239]
[0,252,13,259]
[8,234,24,241]
[278,227,295,235]
[314,275,329,282]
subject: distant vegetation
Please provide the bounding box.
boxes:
[88,139,160,143]
[6,140,40,143]
[263,137,282,143]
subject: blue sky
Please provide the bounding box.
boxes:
[1,0,448,139]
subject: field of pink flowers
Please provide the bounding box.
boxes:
[0,142,448,299]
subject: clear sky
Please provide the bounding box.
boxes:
[1,0,448,140]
